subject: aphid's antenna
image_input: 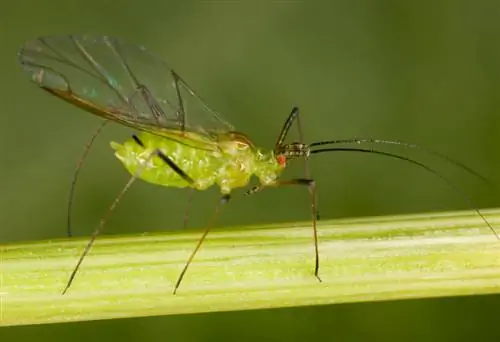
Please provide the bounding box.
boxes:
[309,139,495,188]
[173,194,231,295]
[67,120,108,237]
[308,146,499,240]
[62,134,195,294]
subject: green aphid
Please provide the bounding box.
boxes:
[110,131,284,194]
[18,34,498,295]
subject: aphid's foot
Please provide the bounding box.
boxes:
[315,274,323,283]
[244,186,260,196]
[221,193,231,204]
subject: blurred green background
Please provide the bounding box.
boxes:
[2,0,500,340]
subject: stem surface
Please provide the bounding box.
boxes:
[2,208,500,327]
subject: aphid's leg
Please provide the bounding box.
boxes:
[274,107,319,220]
[67,120,108,237]
[62,136,194,295]
[131,135,194,184]
[134,134,195,231]
[135,136,224,294]
[245,178,321,282]
[183,189,195,229]
[173,194,231,295]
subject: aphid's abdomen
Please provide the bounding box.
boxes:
[111,133,220,191]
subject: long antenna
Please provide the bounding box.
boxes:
[309,139,494,188]
[309,146,499,240]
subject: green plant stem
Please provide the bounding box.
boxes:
[3,208,500,327]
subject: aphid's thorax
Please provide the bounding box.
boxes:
[217,131,255,148]
[254,149,286,186]
[215,132,286,192]
[214,138,253,193]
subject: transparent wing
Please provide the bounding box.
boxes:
[18,35,235,143]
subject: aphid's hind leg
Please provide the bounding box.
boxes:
[67,120,108,238]
[244,178,322,282]
[183,189,195,229]
[62,134,194,295]
[131,135,194,183]
[134,135,195,230]
[173,194,231,295]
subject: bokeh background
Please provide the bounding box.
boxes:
[2,0,500,341]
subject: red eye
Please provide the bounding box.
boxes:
[276,155,287,167]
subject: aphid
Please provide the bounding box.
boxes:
[18,35,498,295]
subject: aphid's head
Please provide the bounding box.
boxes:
[274,142,311,167]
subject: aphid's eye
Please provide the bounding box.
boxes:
[276,155,287,167]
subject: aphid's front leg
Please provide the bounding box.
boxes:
[244,178,322,283]
[274,107,320,220]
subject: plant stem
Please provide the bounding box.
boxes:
[2,208,500,327]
